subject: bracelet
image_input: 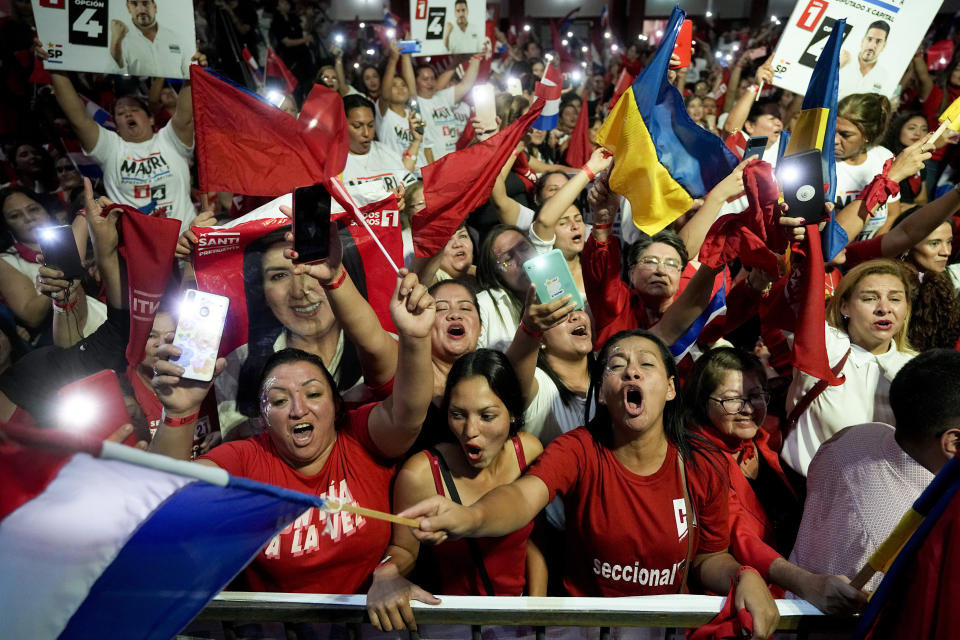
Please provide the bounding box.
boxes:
[162,409,199,427]
[511,149,520,158]
[472,53,484,60]
[378,555,393,566]
[519,319,543,339]
[403,150,415,160]
[582,165,597,181]
[322,268,347,290]
[53,298,79,312]
[592,222,612,230]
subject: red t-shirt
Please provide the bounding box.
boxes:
[200,402,396,593]
[528,427,730,597]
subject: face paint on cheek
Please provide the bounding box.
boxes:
[260,377,279,418]
[602,345,623,376]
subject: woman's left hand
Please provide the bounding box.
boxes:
[278,207,345,287]
[35,262,78,304]
[521,284,576,335]
[152,334,226,417]
[389,269,435,339]
[734,568,780,639]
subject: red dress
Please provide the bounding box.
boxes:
[528,427,730,597]
[423,436,533,596]
[200,403,395,594]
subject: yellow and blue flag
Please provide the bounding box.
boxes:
[783,18,847,259]
[595,6,736,235]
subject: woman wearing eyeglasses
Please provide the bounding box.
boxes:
[683,347,867,614]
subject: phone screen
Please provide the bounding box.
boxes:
[37,225,85,281]
[172,289,230,382]
[293,184,332,265]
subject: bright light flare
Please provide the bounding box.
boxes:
[58,392,99,431]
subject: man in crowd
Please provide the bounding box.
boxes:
[109,0,193,77]
[444,0,481,54]
[838,20,890,98]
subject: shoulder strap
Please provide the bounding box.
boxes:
[429,446,497,597]
[512,435,527,470]
[677,453,695,594]
[786,348,851,433]
[425,448,446,497]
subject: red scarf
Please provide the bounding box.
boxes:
[697,422,757,464]
[12,242,41,265]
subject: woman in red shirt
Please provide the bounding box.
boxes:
[402,329,781,638]
[684,348,867,614]
[366,349,544,631]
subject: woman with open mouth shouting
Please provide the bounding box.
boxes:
[782,259,916,476]
[399,330,781,639]
[366,349,545,632]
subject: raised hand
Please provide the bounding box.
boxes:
[176,208,218,260]
[152,334,226,417]
[521,284,576,335]
[34,261,77,304]
[891,133,933,181]
[82,177,119,255]
[390,269,435,339]
[278,204,345,286]
[584,147,614,178]
[711,158,750,201]
[398,494,477,544]
[110,20,129,42]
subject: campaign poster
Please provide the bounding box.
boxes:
[33,0,196,78]
[770,0,943,100]
[410,0,485,56]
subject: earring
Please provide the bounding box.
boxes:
[842,314,849,320]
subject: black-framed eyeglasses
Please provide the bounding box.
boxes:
[708,392,771,415]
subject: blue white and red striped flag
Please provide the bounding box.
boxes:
[0,422,325,640]
[79,95,115,130]
[531,64,563,131]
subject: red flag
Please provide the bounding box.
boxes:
[608,68,636,112]
[265,48,297,94]
[698,161,785,277]
[687,576,754,639]
[110,204,181,365]
[414,94,546,258]
[550,20,574,65]
[564,98,593,167]
[29,56,52,85]
[724,130,748,160]
[192,66,347,196]
[760,226,843,385]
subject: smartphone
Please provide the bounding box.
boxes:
[398,40,421,54]
[748,46,768,60]
[57,370,133,442]
[523,249,584,311]
[671,19,693,69]
[292,183,332,265]
[777,149,827,224]
[472,83,497,133]
[37,225,85,281]
[506,76,522,97]
[172,289,230,382]
[743,136,768,161]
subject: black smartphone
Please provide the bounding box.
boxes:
[777,149,827,224]
[37,224,85,281]
[743,136,768,161]
[292,183,332,264]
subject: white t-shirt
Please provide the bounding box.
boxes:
[375,103,428,171]
[835,145,899,240]
[782,322,915,476]
[116,24,191,78]
[341,141,417,201]
[476,287,520,353]
[446,23,481,54]
[86,123,194,232]
[837,58,888,100]
[417,87,463,159]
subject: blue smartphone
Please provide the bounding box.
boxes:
[523,249,584,311]
[398,40,422,54]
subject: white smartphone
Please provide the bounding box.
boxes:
[523,249,584,311]
[473,83,497,133]
[172,289,230,382]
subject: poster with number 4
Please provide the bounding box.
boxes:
[770,0,942,100]
[33,0,196,78]
[409,0,485,56]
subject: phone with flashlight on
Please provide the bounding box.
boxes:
[777,149,827,224]
[57,370,135,443]
[37,225,85,282]
[472,83,497,134]
[171,289,230,382]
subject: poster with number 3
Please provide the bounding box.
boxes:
[32,0,196,78]
[770,0,942,100]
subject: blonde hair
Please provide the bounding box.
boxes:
[826,259,914,352]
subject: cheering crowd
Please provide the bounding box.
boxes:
[2,0,960,638]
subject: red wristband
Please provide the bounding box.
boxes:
[472,53,484,60]
[162,409,199,427]
[322,268,348,290]
[53,298,79,312]
[403,150,415,160]
[592,223,612,230]
[519,319,543,339]
[582,165,597,181]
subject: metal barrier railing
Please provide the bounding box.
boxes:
[196,593,858,637]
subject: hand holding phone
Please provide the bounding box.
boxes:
[671,19,693,69]
[293,183,333,264]
[398,40,421,54]
[777,149,827,224]
[523,249,584,311]
[472,83,497,133]
[171,289,229,382]
[37,225,85,281]
[743,136,768,161]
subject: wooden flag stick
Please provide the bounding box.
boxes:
[925,118,953,150]
[323,499,421,528]
[849,565,875,591]
[755,81,764,101]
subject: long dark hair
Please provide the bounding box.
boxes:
[441,349,525,436]
[881,111,927,156]
[257,347,348,430]
[537,349,594,410]
[584,330,692,459]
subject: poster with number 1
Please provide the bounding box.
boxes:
[770,0,942,100]
[32,0,196,78]
[409,0,485,56]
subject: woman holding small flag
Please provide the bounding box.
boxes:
[149,268,438,594]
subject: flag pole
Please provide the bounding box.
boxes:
[328,176,401,274]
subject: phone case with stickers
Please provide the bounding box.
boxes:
[523,249,584,311]
[172,290,230,382]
